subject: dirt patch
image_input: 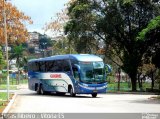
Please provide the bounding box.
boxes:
[0,101,8,114]
[149,96,160,100]
[0,94,14,113]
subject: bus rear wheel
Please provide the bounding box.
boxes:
[92,93,97,98]
[36,84,40,94]
[40,85,46,95]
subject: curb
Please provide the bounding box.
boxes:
[2,93,17,114]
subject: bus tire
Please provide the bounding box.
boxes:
[36,84,41,94]
[40,84,46,95]
[69,87,76,97]
[92,93,97,98]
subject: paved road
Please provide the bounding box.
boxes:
[9,85,160,113]
[0,90,17,93]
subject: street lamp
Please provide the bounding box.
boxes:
[3,0,10,101]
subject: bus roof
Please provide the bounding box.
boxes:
[28,54,103,62]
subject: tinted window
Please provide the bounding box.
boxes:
[63,60,70,72]
[54,60,63,72]
[46,61,55,72]
[45,60,71,72]
[29,60,71,73]
[30,62,39,72]
[45,60,62,72]
[39,61,45,72]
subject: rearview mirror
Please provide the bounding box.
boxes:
[105,64,112,74]
[73,64,81,80]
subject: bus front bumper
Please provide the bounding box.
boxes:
[77,83,107,94]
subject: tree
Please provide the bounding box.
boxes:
[39,35,54,57]
[44,2,77,54]
[141,16,160,69]
[39,35,53,49]
[138,63,156,90]
[65,0,160,91]
[0,47,5,70]
[0,1,32,44]
[28,47,35,54]
[152,50,160,69]
[44,9,68,36]
[140,16,160,91]
[52,37,77,55]
[64,0,99,53]
[10,44,26,84]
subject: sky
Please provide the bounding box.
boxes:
[10,0,69,36]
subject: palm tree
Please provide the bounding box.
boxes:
[10,44,27,84]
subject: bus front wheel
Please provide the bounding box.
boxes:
[69,87,76,97]
[92,93,97,98]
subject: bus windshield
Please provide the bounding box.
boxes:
[79,61,105,84]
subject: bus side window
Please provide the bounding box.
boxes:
[53,60,63,72]
[46,61,54,72]
[32,62,39,72]
[39,61,45,72]
[63,60,71,73]
[35,62,40,72]
[28,63,32,71]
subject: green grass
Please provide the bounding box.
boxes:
[0,78,28,85]
[0,92,13,110]
[108,82,131,91]
[0,92,8,100]
[107,75,160,92]
[0,85,17,90]
[107,82,158,92]
[0,78,28,90]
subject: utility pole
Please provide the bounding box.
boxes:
[3,0,10,101]
[117,68,121,91]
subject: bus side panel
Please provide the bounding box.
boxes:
[40,79,68,92]
[36,73,75,93]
